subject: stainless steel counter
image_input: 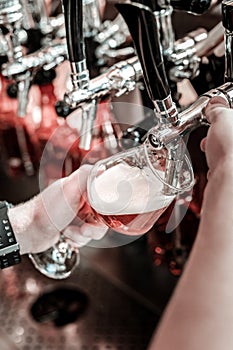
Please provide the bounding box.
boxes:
[0,231,180,350]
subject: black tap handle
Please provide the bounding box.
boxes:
[171,0,212,14]
[55,100,72,118]
[62,0,85,62]
[116,2,170,101]
[222,0,233,32]
[222,0,233,83]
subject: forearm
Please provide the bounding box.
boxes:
[7,195,60,255]
[148,161,233,350]
[5,166,93,255]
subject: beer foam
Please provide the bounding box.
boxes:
[88,162,175,215]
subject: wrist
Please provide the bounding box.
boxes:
[8,195,60,255]
[8,200,36,255]
[0,201,21,268]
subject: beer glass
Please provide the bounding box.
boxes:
[80,139,195,236]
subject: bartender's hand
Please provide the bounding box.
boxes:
[8,165,108,255]
[201,96,233,176]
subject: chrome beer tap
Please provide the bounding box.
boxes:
[0,0,36,175]
[20,0,51,35]
[83,0,101,37]
[146,0,233,149]
[20,0,66,50]
[82,0,134,70]
[116,2,185,193]
[0,0,24,64]
[1,38,67,76]
[139,0,211,83]
[121,0,217,147]
[1,0,68,105]
[62,0,97,151]
[116,1,233,193]
[1,0,70,99]
[82,0,134,71]
[94,13,134,68]
[0,1,67,177]
[116,2,179,126]
[60,0,142,122]
[167,0,212,83]
[62,56,142,108]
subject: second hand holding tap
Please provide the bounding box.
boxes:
[116,1,233,194]
[147,0,233,149]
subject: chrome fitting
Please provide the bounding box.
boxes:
[153,94,179,125]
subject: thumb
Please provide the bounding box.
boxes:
[40,164,93,232]
[63,164,93,206]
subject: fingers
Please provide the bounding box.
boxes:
[62,164,93,211]
[200,137,207,152]
[39,164,93,232]
[207,170,211,181]
[204,96,230,124]
[63,223,108,247]
[213,41,225,57]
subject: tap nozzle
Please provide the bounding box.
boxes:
[147,82,233,149]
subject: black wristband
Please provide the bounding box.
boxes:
[0,201,21,269]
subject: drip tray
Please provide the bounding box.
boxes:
[30,286,89,327]
[0,247,163,350]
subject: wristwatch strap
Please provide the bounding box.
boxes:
[0,201,21,269]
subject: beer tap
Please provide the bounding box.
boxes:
[1,39,67,76]
[83,0,102,37]
[94,13,134,68]
[116,1,233,193]
[1,0,67,110]
[137,0,211,83]
[22,0,65,41]
[82,0,134,71]
[26,0,51,34]
[167,0,212,83]
[1,0,68,99]
[60,0,142,120]
[116,2,178,126]
[116,2,185,192]
[59,56,142,111]
[0,0,37,176]
[121,0,218,147]
[62,0,99,151]
[144,0,233,150]
[0,1,67,177]
[19,0,48,31]
[0,1,24,63]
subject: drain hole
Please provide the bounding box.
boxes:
[30,286,89,327]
